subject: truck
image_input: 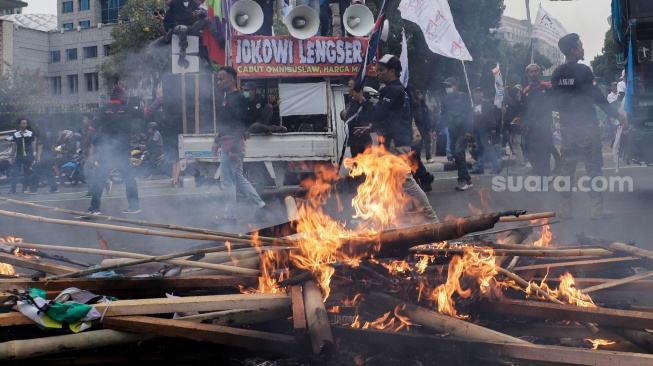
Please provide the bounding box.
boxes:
[162,35,373,192]
[612,0,653,165]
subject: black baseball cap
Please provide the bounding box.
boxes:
[378,54,402,72]
[443,77,458,86]
[243,81,257,90]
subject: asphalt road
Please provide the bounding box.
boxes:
[0,160,651,271]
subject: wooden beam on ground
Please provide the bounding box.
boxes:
[330,327,653,366]
[478,322,627,342]
[0,252,77,275]
[302,280,333,355]
[512,256,643,278]
[102,315,302,355]
[479,299,653,330]
[179,306,291,325]
[536,278,653,293]
[0,293,292,326]
[291,285,307,344]
[581,270,653,294]
[0,276,257,299]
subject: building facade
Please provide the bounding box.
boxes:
[495,15,565,76]
[0,0,127,106]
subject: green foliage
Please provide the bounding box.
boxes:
[495,41,553,87]
[591,29,624,84]
[99,0,166,92]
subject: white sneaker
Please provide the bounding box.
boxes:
[427,158,436,163]
[455,181,473,191]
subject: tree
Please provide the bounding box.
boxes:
[495,41,553,87]
[99,0,166,94]
[591,29,624,84]
[0,63,49,112]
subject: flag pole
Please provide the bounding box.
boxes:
[499,65,508,174]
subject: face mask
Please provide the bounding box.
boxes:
[243,91,251,99]
[445,87,454,94]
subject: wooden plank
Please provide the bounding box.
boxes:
[479,299,653,330]
[478,322,626,341]
[0,293,292,326]
[0,276,257,298]
[0,252,77,275]
[532,278,653,292]
[103,315,302,355]
[512,256,642,278]
[291,285,307,344]
[331,327,653,366]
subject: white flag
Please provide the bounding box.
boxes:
[398,0,472,61]
[492,63,504,108]
[399,28,409,87]
[531,4,568,48]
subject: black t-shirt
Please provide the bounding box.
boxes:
[245,94,269,126]
[216,90,248,152]
[551,62,620,127]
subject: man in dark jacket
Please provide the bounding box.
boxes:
[86,86,141,215]
[211,67,270,226]
[552,33,626,220]
[351,54,438,224]
[470,87,501,175]
[441,77,474,191]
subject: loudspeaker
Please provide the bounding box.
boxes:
[380,19,390,42]
[284,5,319,40]
[343,4,374,37]
[229,0,264,35]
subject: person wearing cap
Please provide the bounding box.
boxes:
[470,87,501,175]
[552,33,627,220]
[243,81,286,134]
[518,63,559,177]
[86,85,142,215]
[441,76,474,191]
[351,54,439,224]
[212,67,271,227]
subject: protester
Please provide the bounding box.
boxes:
[607,81,619,104]
[352,54,439,224]
[86,85,141,215]
[413,90,433,164]
[441,77,474,191]
[408,88,434,191]
[503,86,526,170]
[8,118,36,194]
[211,67,270,226]
[253,0,274,36]
[552,33,626,220]
[617,70,626,101]
[244,81,286,134]
[32,119,59,194]
[470,87,501,175]
[520,64,559,176]
[81,114,97,197]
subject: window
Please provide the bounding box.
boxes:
[68,75,78,94]
[79,20,90,28]
[62,1,73,13]
[104,45,112,56]
[83,46,98,58]
[50,50,60,63]
[51,77,62,95]
[79,0,89,11]
[66,48,77,60]
[101,0,127,24]
[63,22,74,30]
[85,73,99,91]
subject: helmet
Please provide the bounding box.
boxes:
[147,122,158,131]
[72,132,82,141]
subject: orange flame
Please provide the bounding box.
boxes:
[0,236,24,276]
[532,219,553,247]
[12,248,40,259]
[585,339,616,350]
[468,202,483,215]
[478,187,491,210]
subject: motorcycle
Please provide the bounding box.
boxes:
[59,149,85,187]
[131,145,172,179]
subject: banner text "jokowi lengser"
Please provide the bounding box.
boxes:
[232,36,368,77]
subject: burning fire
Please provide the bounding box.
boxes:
[532,219,553,247]
[351,305,417,332]
[0,236,25,276]
[585,339,616,350]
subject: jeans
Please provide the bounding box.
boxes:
[33,157,57,191]
[393,146,439,223]
[510,131,525,166]
[89,155,139,212]
[449,131,471,183]
[559,125,603,200]
[220,149,265,220]
[10,155,33,192]
[476,132,500,172]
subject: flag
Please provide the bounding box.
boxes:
[492,63,504,108]
[399,28,409,87]
[353,0,389,91]
[531,4,568,48]
[624,22,635,115]
[203,0,232,65]
[398,0,472,61]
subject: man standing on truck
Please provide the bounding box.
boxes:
[552,33,627,220]
[212,67,270,226]
[351,54,439,224]
[243,81,286,134]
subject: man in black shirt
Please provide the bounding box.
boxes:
[470,87,501,175]
[8,118,36,194]
[243,81,286,134]
[211,67,270,226]
[441,77,474,191]
[552,33,626,220]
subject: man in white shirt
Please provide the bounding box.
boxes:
[617,70,626,101]
[607,81,619,104]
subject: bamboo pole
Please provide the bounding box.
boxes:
[581,235,653,262]
[0,209,272,246]
[0,243,91,268]
[580,270,653,294]
[0,197,285,245]
[411,247,612,258]
[497,212,555,222]
[364,292,529,344]
[7,242,281,274]
[179,306,291,325]
[463,220,561,237]
[303,280,333,355]
[45,245,267,278]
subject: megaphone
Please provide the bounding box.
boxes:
[343,4,374,37]
[229,0,264,35]
[380,19,390,42]
[285,5,319,40]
